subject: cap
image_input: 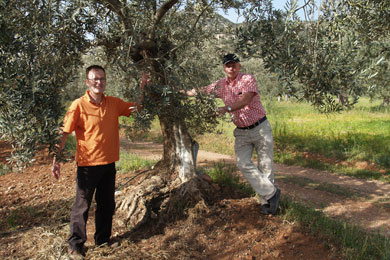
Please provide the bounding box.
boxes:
[223,53,240,65]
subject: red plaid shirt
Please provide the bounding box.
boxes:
[204,73,266,128]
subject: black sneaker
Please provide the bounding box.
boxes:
[260,203,271,215]
[268,188,280,215]
[260,188,280,215]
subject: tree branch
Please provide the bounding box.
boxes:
[154,0,179,26]
[100,0,123,14]
[169,2,212,54]
[293,0,311,14]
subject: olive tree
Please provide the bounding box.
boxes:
[0,0,90,170]
[1,0,251,229]
[236,0,389,112]
[364,42,390,106]
[340,0,390,106]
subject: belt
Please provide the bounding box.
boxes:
[237,116,267,130]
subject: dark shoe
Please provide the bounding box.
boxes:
[268,188,281,215]
[108,241,121,249]
[96,240,121,249]
[260,188,280,215]
[68,247,84,260]
[260,203,271,215]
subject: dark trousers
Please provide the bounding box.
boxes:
[68,163,116,251]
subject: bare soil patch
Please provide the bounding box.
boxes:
[2,138,387,259]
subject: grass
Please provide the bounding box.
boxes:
[281,198,390,260]
[38,118,390,260]
[0,163,11,175]
[116,150,156,173]
[192,97,390,183]
[276,175,364,199]
[203,162,255,196]
[134,97,389,182]
[6,211,19,229]
[61,134,157,174]
[268,98,390,177]
[120,116,163,143]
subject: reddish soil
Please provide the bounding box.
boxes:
[2,138,389,259]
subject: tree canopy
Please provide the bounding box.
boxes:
[235,0,390,112]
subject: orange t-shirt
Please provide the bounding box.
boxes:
[62,91,135,166]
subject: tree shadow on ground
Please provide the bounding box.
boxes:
[115,175,254,244]
[0,198,72,236]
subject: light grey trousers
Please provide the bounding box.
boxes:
[233,119,277,204]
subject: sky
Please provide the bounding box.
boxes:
[218,0,308,23]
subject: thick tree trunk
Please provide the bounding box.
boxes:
[159,116,197,182]
[115,114,211,232]
[115,34,211,233]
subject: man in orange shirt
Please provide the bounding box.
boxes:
[51,65,147,259]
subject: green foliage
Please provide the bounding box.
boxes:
[0,0,89,169]
[64,134,77,155]
[361,40,390,106]
[4,0,388,171]
[236,0,389,113]
[330,0,390,108]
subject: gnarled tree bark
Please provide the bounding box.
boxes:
[106,0,215,232]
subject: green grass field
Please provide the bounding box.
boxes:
[195,97,390,182]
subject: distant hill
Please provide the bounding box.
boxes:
[214,13,241,29]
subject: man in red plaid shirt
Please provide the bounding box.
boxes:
[187,54,280,215]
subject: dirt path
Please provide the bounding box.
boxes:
[127,140,390,237]
[0,139,387,259]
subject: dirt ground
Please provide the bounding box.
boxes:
[1,138,389,259]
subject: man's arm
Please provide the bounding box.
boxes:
[218,92,256,115]
[51,132,70,180]
[133,72,149,111]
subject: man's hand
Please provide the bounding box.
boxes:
[51,133,69,180]
[51,158,60,180]
[179,89,197,96]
